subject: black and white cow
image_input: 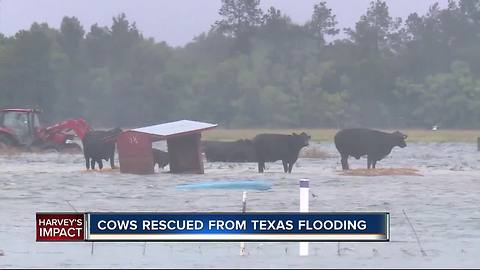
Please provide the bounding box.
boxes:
[152,148,169,170]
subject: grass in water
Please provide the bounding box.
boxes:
[203,129,480,143]
[340,168,423,177]
[299,147,331,159]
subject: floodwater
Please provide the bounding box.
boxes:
[0,142,480,268]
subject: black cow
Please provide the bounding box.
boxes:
[253,132,311,173]
[152,148,169,169]
[82,127,122,170]
[334,128,407,170]
[202,139,256,162]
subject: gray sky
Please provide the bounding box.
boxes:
[0,0,448,47]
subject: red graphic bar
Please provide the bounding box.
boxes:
[36,213,85,241]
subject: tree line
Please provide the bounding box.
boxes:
[1,0,480,129]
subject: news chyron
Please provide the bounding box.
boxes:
[36,212,389,242]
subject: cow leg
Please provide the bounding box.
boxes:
[288,162,294,173]
[340,154,349,170]
[258,161,265,173]
[110,155,115,169]
[91,159,96,170]
[367,156,372,169]
[98,160,104,170]
[85,156,90,170]
[282,160,288,173]
[372,160,377,169]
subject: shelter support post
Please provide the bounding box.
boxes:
[167,133,204,174]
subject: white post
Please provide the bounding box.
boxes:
[240,191,247,256]
[299,179,309,256]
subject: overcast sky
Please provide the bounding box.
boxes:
[0,0,448,47]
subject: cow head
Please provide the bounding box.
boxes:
[111,127,123,134]
[392,131,407,148]
[102,127,123,143]
[292,132,311,147]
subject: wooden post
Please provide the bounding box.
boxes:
[299,179,309,256]
[240,191,247,256]
[167,133,204,174]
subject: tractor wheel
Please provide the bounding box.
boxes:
[0,133,16,151]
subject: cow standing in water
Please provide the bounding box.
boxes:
[334,128,407,170]
[82,128,122,170]
[253,132,311,173]
[152,148,169,170]
[202,139,256,162]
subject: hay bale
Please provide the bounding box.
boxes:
[340,168,423,177]
[81,168,119,173]
[300,147,330,159]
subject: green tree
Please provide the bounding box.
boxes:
[2,24,56,118]
[110,13,142,69]
[59,17,85,61]
[85,23,111,68]
[213,0,263,52]
[306,1,339,44]
[346,0,401,57]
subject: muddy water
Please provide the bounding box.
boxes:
[0,142,480,268]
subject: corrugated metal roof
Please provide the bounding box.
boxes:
[131,120,217,138]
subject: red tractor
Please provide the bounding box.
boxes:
[0,108,91,152]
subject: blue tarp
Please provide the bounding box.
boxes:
[176,180,272,191]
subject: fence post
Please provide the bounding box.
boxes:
[240,191,247,256]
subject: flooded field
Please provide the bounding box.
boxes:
[1,142,480,268]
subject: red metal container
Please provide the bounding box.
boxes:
[117,131,155,175]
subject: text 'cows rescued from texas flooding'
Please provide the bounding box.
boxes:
[96,219,368,231]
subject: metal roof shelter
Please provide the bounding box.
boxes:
[117,120,217,175]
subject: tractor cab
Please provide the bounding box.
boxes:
[0,108,42,145]
[0,108,89,151]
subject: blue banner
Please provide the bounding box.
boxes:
[86,212,389,241]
